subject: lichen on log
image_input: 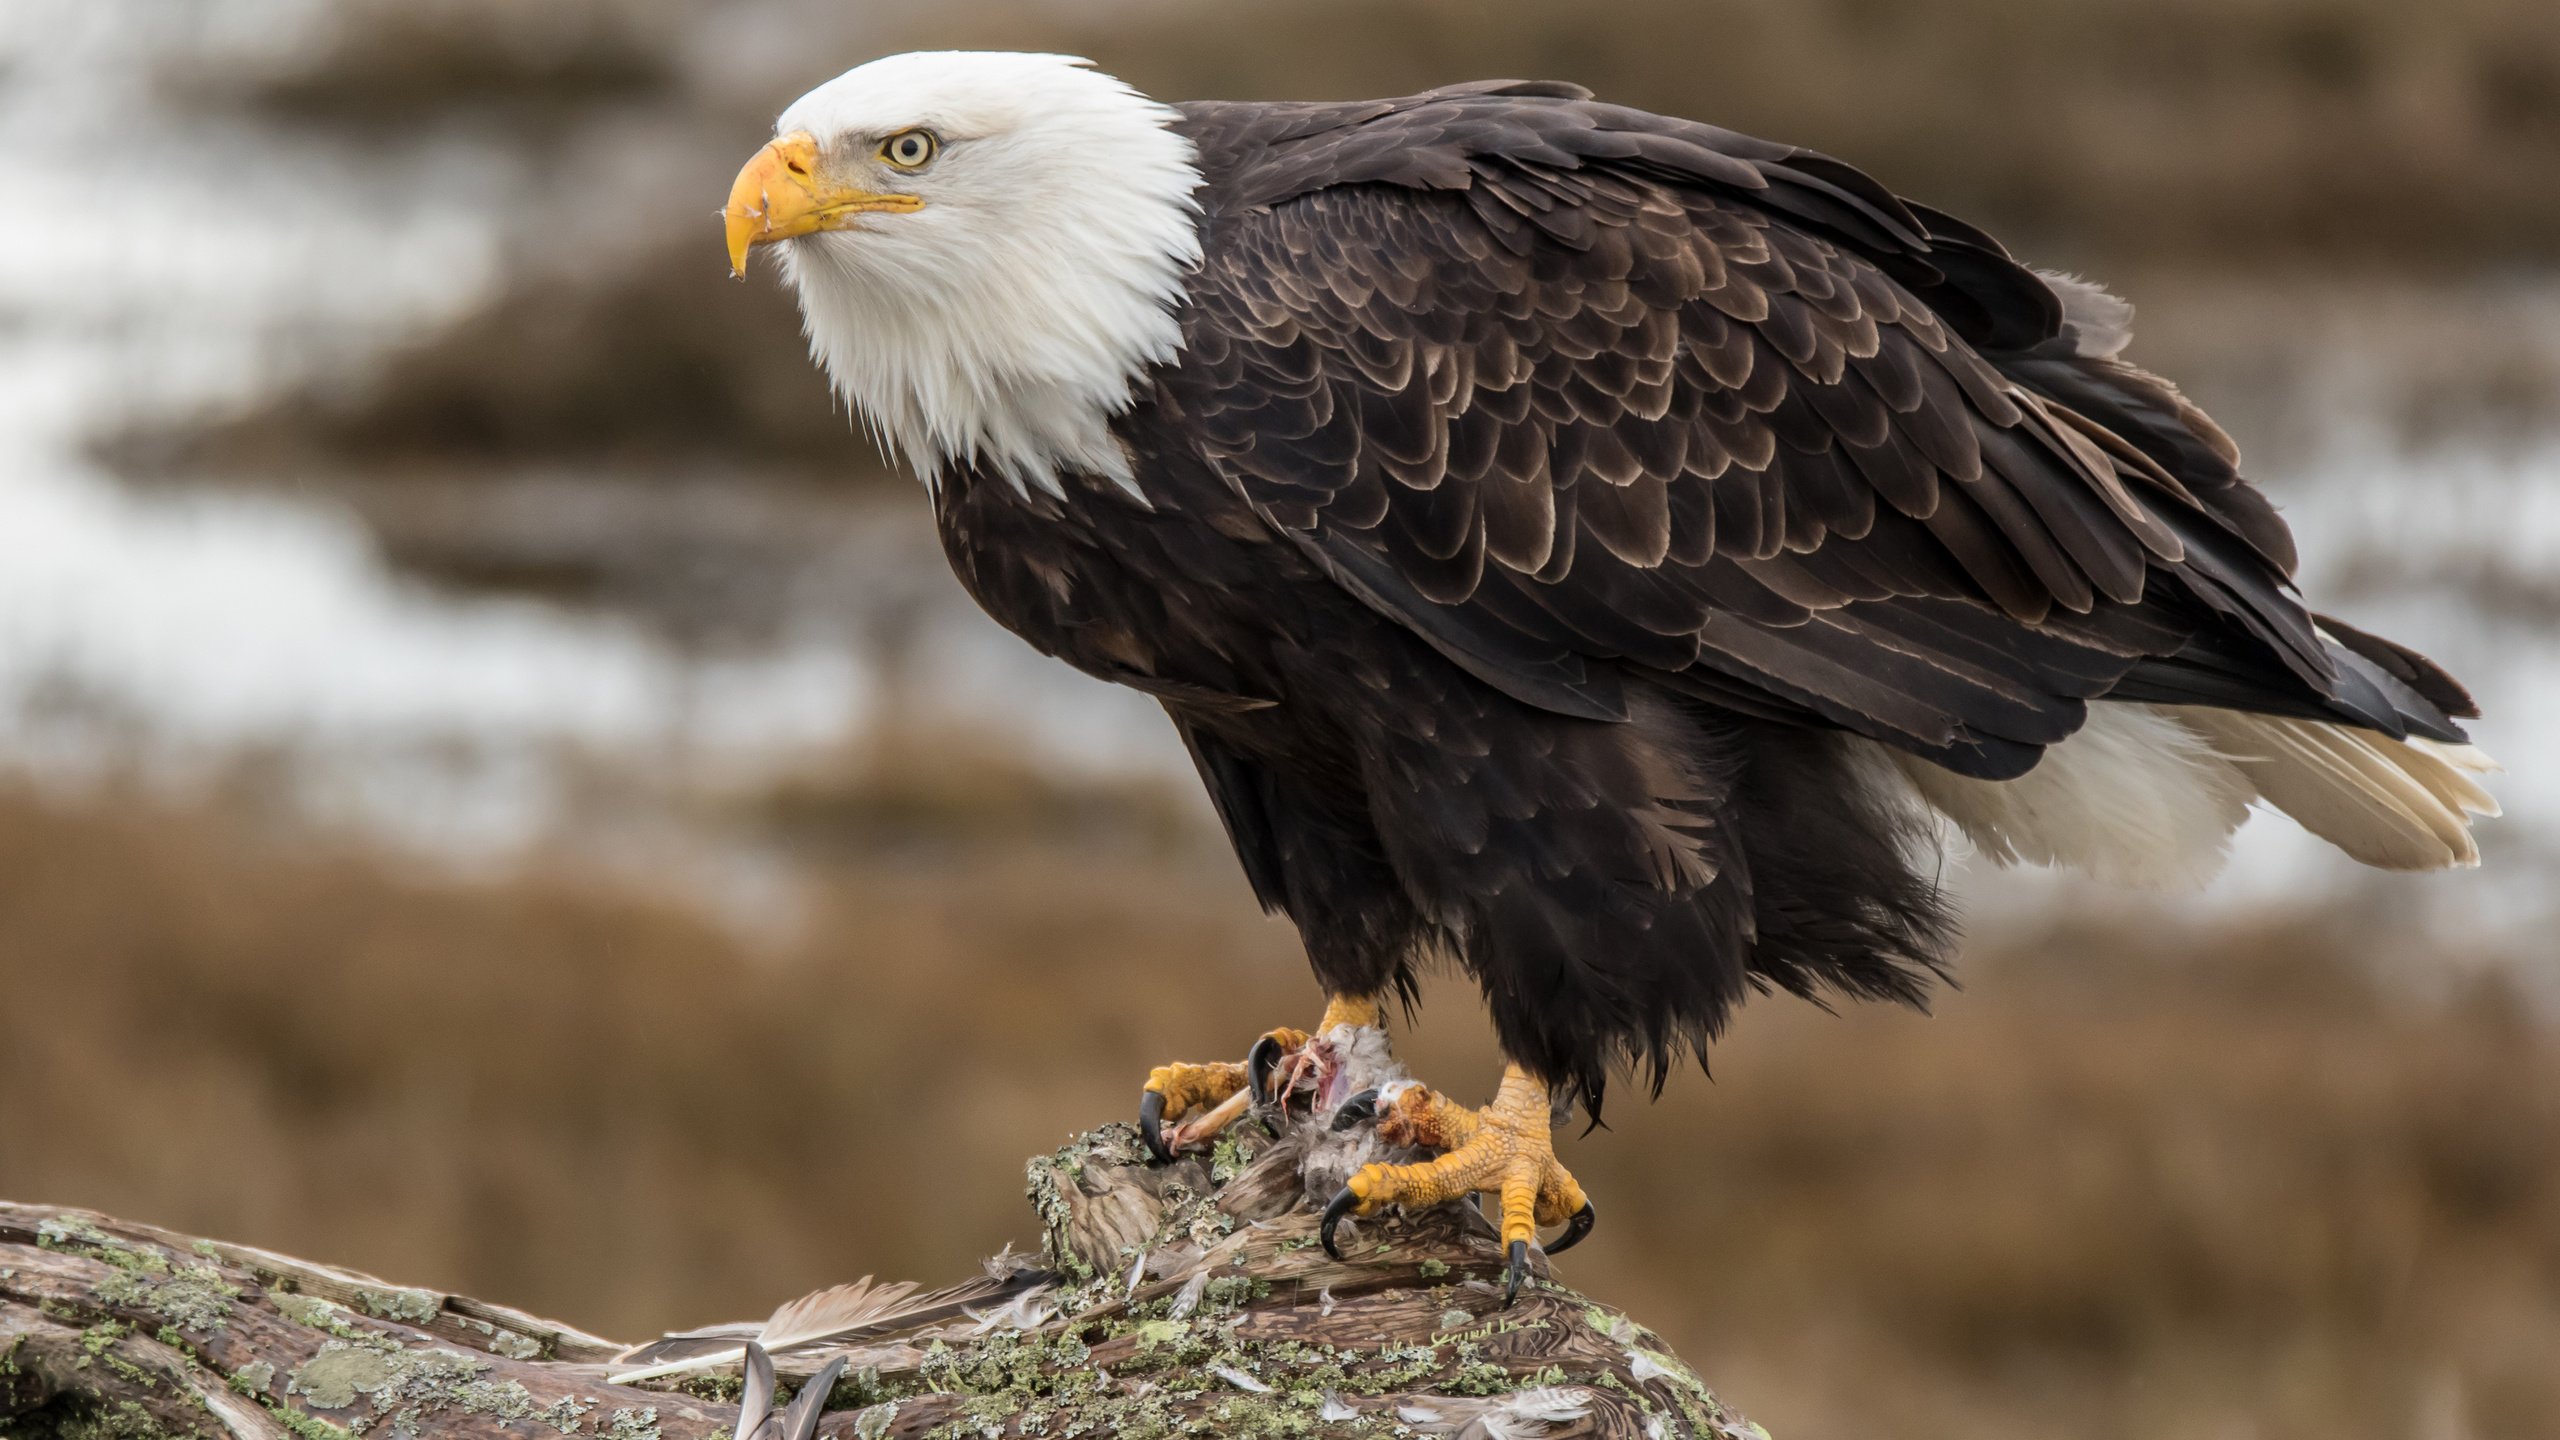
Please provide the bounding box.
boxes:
[2,1119,1763,1439]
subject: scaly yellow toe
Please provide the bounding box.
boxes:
[1322,1064,1596,1302]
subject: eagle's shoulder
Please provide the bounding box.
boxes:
[1170,87,2064,356]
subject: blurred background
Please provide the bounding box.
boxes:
[1,1,2556,1436]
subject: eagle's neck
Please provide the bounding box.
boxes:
[780,109,1204,499]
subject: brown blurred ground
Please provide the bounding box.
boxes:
[2,765,2553,1440]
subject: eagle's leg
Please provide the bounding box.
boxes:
[1139,993,1383,1161]
[1320,1064,1596,1304]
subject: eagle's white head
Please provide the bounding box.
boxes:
[725,52,1203,496]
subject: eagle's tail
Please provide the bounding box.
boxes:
[1878,703,2501,887]
[2175,710,2501,872]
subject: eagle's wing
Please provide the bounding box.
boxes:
[1167,91,2465,779]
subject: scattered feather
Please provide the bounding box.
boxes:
[1210,1364,1272,1394]
[776,1356,848,1440]
[1474,1387,1595,1440]
[1397,1388,1594,1440]
[1124,1253,1147,1299]
[1629,1351,1673,1383]
[1319,1392,1359,1423]
[610,1273,1036,1383]
[963,1287,1056,1336]
[1317,1286,1336,1318]
[762,1277,924,1352]
[1166,1272,1211,1321]
[735,1343,778,1440]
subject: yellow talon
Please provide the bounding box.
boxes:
[1140,994,1386,1161]
[1142,1061,1247,1118]
[1138,1060,1249,1162]
[1321,1065,1596,1303]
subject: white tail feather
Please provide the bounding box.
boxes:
[1876,703,2498,886]
[2178,710,2495,871]
[1879,703,2254,889]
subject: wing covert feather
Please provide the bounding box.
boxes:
[1166,93,2345,776]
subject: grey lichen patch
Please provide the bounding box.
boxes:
[267,1292,378,1345]
[36,1217,118,1253]
[1207,1131,1252,1185]
[71,1320,159,1393]
[285,1342,575,1435]
[41,1222,173,1291]
[130,1266,242,1335]
[228,1361,277,1397]
[450,1314,545,1361]
[596,1405,661,1440]
[268,1292,336,1329]
[94,1270,156,1311]
[1024,1139,1100,1283]
[373,1349,542,1431]
[672,1374,742,1405]
[1200,1275,1264,1313]
[484,1330,543,1361]
[262,1399,354,1440]
[289,1347,400,1411]
[537,1395,597,1433]
[349,1288,440,1327]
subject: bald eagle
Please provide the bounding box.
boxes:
[723,51,2497,1298]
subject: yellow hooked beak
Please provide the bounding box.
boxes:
[722,131,923,277]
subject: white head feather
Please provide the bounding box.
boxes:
[769,52,1203,496]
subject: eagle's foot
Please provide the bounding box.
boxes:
[1137,1058,1255,1162]
[1248,993,1383,1120]
[1321,1064,1595,1304]
[1139,994,1385,1162]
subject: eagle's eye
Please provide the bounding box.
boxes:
[880,130,939,170]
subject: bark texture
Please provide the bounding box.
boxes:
[1,1122,1761,1439]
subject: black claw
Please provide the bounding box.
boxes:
[1320,1187,1359,1260]
[1548,1201,1596,1256]
[1246,1034,1286,1107]
[1329,1088,1381,1132]
[1504,1239,1530,1306]
[1138,1089,1172,1164]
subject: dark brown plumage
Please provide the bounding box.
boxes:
[923,80,2479,1118]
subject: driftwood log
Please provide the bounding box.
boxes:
[1,1120,1762,1439]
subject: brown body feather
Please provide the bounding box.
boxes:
[926,82,2482,1114]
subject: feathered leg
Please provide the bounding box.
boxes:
[1139,993,1382,1160]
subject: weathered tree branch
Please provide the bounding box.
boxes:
[2,1122,1761,1439]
